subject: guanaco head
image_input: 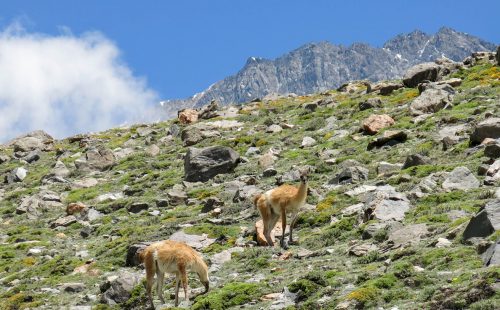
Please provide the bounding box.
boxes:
[299,168,309,183]
[195,256,210,294]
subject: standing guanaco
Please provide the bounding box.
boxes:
[254,169,309,249]
[139,240,209,308]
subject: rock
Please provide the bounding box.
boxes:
[145,144,160,156]
[169,231,216,250]
[330,165,369,185]
[341,203,364,217]
[485,160,500,184]
[210,247,244,271]
[52,160,70,178]
[50,215,77,228]
[233,185,259,203]
[184,146,240,182]
[303,101,318,112]
[72,178,99,189]
[245,147,260,157]
[362,223,388,240]
[100,271,142,305]
[389,224,428,246]
[266,124,283,133]
[0,154,10,164]
[178,108,198,124]
[410,83,455,115]
[24,150,41,163]
[96,193,124,203]
[258,151,277,169]
[61,283,86,293]
[359,97,382,111]
[372,82,404,95]
[362,186,411,222]
[201,197,224,213]
[16,196,42,219]
[402,154,430,169]
[198,100,220,119]
[484,142,500,158]
[125,242,151,267]
[463,199,500,240]
[66,202,88,215]
[497,46,500,65]
[481,241,500,266]
[442,166,479,191]
[167,187,187,206]
[348,243,378,257]
[127,202,149,213]
[85,209,103,222]
[9,167,27,182]
[403,62,441,88]
[9,130,54,152]
[367,130,408,150]
[435,238,452,248]
[76,147,115,171]
[470,118,500,145]
[263,167,278,177]
[361,114,395,135]
[377,162,402,176]
[28,246,45,256]
[301,136,316,147]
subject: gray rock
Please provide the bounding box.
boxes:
[167,187,187,206]
[442,166,480,191]
[266,124,283,133]
[463,199,500,240]
[389,223,428,246]
[145,144,160,156]
[330,166,369,185]
[85,209,103,222]
[362,186,411,222]
[50,215,77,228]
[403,62,441,88]
[367,130,408,150]
[198,100,220,119]
[52,160,70,178]
[402,154,430,169]
[362,223,388,240]
[201,197,224,213]
[16,196,42,219]
[481,241,500,266]
[10,167,27,182]
[377,162,402,176]
[348,243,378,256]
[184,146,240,182]
[100,271,142,305]
[61,282,86,293]
[485,142,500,159]
[127,202,150,213]
[470,118,500,145]
[24,150,41,163]
[378,82,404,95]
[233,185,259,203]
[9,130,54,152]
[497,46,500,65]
[76,147,115,171]
[301,136,316,148]
[245,147,260,156]
[359,97,382,111]
[169,231,216,250]
[410,83,455,115]
[263,167,278,177]
[0,154,10,164]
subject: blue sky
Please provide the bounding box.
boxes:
[1,0,498,100]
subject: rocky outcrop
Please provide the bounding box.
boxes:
[409,83,455,115]
[8,130,54,152]
[403,62,442,88]
[184,146,240,182]
[470,118,500,145]
[75,147,115,172]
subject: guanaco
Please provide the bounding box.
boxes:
[139,240,209,308]
[254,169,309,249]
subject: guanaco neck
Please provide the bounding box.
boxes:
[296,179,308,203]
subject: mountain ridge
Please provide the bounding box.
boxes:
[161,27,496,115]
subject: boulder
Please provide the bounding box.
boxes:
[52,160,70,178]
[258,151,277,169]
[100,271,142,305]
[9,130,54,152]
[263,167,278,177]
[372,82,404,95]
[442,166,480,191]
[127,202,150,213]
[348,243,378,257]
[410,83,455,115]
[359,97,382,111]
[7,167,27,183]
[362,186,411,222]
[484,141,500,159]
[403,62,441,88]
[145,144,160,156]
[181,123,221,146]
[61,283,86,293]
[75,147,115,171]
[301,136,317,148]
[361,114,395,135]
[470,118,500,145]
[50,215,77,228]
[167,187,187,206]
[481,241,499,267]
[485,160,500,184]
[330,165,369,185]
[367,130,407,150]
[24,150,41,163]
[389,224,428,246]
[16,196,42,219]
[178,108,198,124]
[402,154,430,169]
[463,199,500,240]
[266,124,283,133]
[184,146,240,182]
[0,154,10,164]
[377,162,402,176]
[169,231,216,250]
[496,46,500,65]
[198,100,220,119]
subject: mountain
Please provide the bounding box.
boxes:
[161,27,495,113]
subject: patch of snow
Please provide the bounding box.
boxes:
[418,40,430,57]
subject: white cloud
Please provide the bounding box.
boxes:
[0,23,160,142]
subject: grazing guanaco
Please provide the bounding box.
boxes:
[254,169,309,249]
[139,240,209,308]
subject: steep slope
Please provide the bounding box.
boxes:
[0,51,499,310]
[161,27,495,112]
